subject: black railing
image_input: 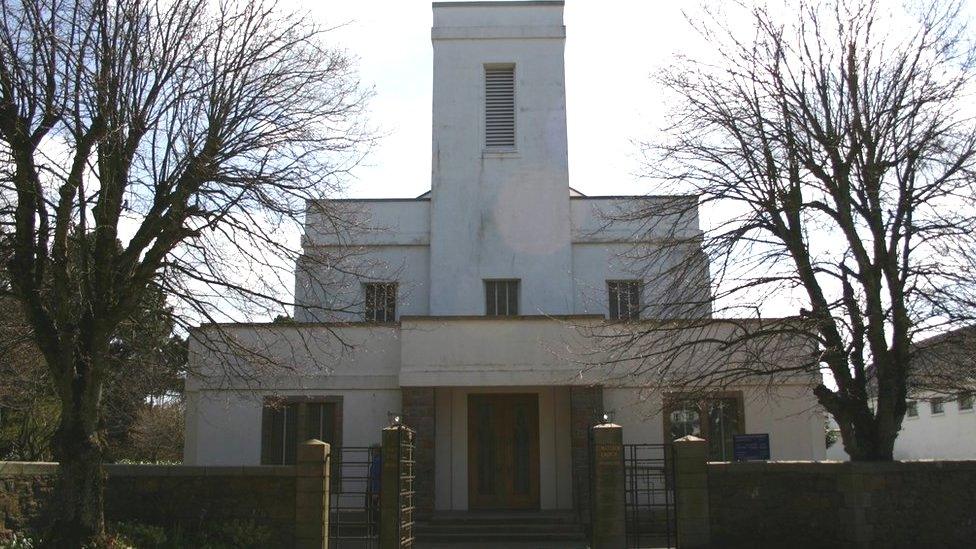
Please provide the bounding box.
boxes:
[328,446,379,549]
[623,443,676,549]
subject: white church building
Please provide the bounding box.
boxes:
[184,0,825,518]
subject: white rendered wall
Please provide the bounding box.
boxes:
[895,395,976,459]
[296,199,431,322]
[604,384,826,461]
[428,2,574,316]
[185,389,400,465]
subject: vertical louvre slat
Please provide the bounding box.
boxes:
[485,65,515,148]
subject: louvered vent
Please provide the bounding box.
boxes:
[485,65,515,148]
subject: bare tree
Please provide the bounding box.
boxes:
[587,0,976,461]
[0,0,372,543]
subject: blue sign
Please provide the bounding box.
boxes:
[733,433,770,461]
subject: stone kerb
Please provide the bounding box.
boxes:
[673,435,711,548]
[295,439,331,549]
[590,423,625,549]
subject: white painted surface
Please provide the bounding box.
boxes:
[825,393,976,461]
[604,385,826,461]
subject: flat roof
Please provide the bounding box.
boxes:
[433,1,564,7]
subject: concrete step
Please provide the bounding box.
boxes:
[415,511,587,544]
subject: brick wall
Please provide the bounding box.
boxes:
[707,461,976,548]
[0,462,297,542]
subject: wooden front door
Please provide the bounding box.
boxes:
[467,393,540,509]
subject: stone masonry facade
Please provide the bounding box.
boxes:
[1,462,298,543]
[707,460,976,548]
[401,387,435,518]
[570,385,603,524]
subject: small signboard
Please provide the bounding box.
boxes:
[733,433,770,461]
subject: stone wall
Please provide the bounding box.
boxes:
[402,387,435,518]
[570,385,602,524]
[0,461,301,543]
[707,460,976,548]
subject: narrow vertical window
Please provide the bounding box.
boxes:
[261,399,339,465]
[485,65,515,149]
[485,279,519,316]
[608,280,642,320]
[930,397,945,415]
[364,282,397,322]
[959,393,974,411]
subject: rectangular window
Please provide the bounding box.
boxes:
[261,398,340,465]
[930,398,945,415]
[665,394,744,461]
[364,282,397,322]
[485,65,515,149]
[608,280,642,320]
[485,279,519,316]
[959,393,974,411]
[906,400,918,417]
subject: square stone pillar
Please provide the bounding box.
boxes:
[401,387,435,518]
[673,435,711,548]
[295,439,330,549]
[591,423,626,549]
[571,385,603,523]
[379,426,407,549]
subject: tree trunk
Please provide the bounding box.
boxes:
[46,406,105,547]
[837,412,898,462]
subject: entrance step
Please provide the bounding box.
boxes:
[414,511,587,544]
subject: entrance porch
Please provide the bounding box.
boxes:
[401,386,603,516]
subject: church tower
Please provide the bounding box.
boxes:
[428,1,574,315]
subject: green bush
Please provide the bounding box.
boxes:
[105,519,277,549]
[0,533,36,549]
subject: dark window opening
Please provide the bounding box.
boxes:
[485,279,519,316]
[365,282,397,322]
[608,280,642,320]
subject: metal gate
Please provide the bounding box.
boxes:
[329,445,379,548]
[395,426,416,549]
[623,444,676,549]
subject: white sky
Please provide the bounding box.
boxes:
[299,0,694,199]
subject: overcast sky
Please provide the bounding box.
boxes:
[296,0,694,199]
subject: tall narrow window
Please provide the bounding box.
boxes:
[485,279,519,316]
[261,399,339,465]
[608,280,642,320]
[485,65,515,149]
[364,282,397,322]
[665,394,745,461]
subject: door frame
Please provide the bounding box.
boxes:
[466,393,541,510]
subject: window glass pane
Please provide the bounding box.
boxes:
[906,401,918,417]
[365,283,396,322]
[385,284,397,322]
[284,403,299,465]
[608,281,640,320]
[485,280,518,316]
[706,398,741,461]
[608,283,620,319]
[267,405,285,465]
[506,280,518,315]
[668,403,701,441]
[486,281,497,315]
[931,398,944,414]
[959,393,973,411]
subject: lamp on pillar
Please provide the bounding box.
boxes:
[387,411,403,427]
[597,410,614,425]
